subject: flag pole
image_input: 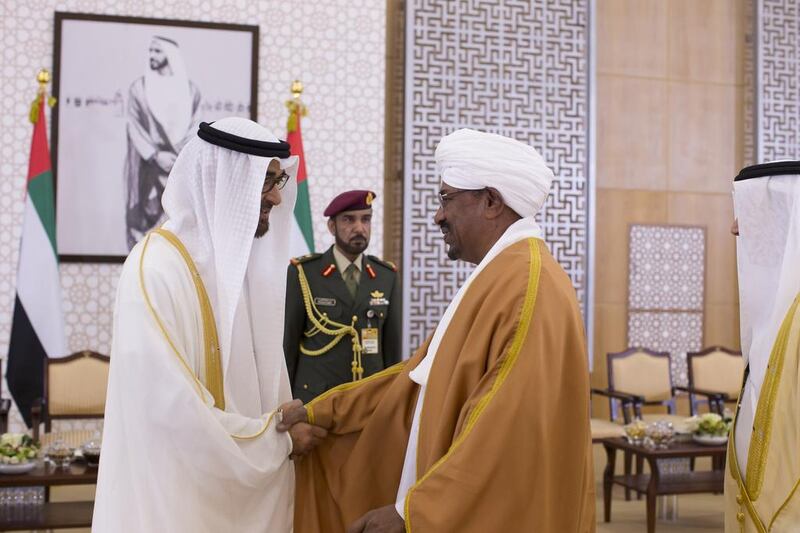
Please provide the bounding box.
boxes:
[286,79,307,133]
[8,68,67,427]
[286,80,315,254]
[30,69,55,124]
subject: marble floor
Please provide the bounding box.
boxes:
[596,490,724,532]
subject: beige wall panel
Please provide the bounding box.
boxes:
[593,0,746,417]
[597,75,669,190]
[735,85,746,171]
[592,303,628,377]
[667,192,737,305]
[597,0,668,78]
[668,82,738,193]
[705,304,742,350]
[668,0,745,85]
[590,396,611,423]
[590,302,627,418]
[595,189,668,305]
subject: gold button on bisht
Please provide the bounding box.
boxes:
[736,494,743,504]
[303,384,308,390]
[736,512,744,522]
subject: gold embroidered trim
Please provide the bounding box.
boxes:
[728,428,768,532]
[305,361,407,426]
[745,295,800,499]
[771,476,800,531]
[229,410,278,441]
[139,231,286,441]
[768,295,800,530]
[150,229,225,409]
[139,232,208,402]
[404,238,542,532]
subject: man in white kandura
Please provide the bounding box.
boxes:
[94,118,325,532]
[725,161,800,531]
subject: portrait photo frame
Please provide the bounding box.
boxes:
[52,12,259,262]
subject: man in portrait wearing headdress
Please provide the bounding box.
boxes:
[124,35,202,249]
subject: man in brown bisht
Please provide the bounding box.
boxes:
[281,128,595,532]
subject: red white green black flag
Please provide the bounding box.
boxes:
[7,77,67,427]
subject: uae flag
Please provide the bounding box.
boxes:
[7,93,67,427]
[287,100,315,256]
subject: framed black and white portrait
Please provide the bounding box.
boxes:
[52,12,258,262]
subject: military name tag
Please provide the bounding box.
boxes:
[314,297,336,307]
[361,328,379,354]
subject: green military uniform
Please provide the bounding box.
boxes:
[283,245,402,403]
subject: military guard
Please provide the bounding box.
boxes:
[284,190,401,403]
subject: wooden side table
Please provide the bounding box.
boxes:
[0,461,97,531]
[601,437,727,533]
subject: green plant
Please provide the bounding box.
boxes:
[685,413,732,437]
[0,433,40,464]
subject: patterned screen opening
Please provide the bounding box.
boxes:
[759,0,800,162]
[402,0,591,356]
[627,225,706,387]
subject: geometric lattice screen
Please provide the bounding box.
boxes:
[402,0,591,356]
[627,225,706,387]
[758,0,800,162]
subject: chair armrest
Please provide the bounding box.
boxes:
[30,399,43,443]
[591,388,645,404]
[673,385,728,401]
[673,386,729,415]
[591,388,645,424]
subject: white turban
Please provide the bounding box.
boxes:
[434,128,554,218]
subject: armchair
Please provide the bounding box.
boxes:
[30,350,110,447]
[685,346,744,416]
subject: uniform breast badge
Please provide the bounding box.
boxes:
[369,290,389,306]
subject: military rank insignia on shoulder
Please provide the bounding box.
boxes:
[368,255,398,272]
[290,253,321,266]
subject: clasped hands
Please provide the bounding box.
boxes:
[276,399,327,459]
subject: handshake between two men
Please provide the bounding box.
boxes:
[93,122,594,533]
[276,400,323,460]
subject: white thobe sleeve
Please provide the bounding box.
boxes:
[394,386,425,517]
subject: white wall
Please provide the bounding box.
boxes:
[0,0,385,430]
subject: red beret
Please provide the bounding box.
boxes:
[324,190,377,217]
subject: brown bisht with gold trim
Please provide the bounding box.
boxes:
[294,239,595,532]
